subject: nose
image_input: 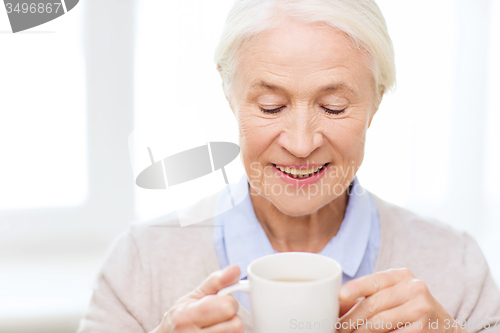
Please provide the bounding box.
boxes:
[278,110,324,158]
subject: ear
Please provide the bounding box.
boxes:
[379,87,385,101]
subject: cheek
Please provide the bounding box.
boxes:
[237,110,280,161]
[324,116,368,158]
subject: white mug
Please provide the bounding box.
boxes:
[217,252,342,333]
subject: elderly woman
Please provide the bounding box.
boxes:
[78,0,500,332]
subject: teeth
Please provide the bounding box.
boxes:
[275,164,326,179]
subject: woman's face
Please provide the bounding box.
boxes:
[228,17,380,216]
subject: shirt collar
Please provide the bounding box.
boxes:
[216,174,374,279]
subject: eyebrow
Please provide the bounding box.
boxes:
[249,80,357,95]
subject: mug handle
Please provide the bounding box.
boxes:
[217,280,250,296]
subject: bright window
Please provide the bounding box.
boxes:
[0,7,87,210]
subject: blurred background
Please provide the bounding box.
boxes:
[1,0,499,332]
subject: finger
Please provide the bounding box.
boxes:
[353,299,424,333]
[201,315,244,333]
[187,294,239,328]
[340,268,413,304]
[339,281,411,333]
[190,265,241,299]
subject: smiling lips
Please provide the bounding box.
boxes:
[273,163,328,179]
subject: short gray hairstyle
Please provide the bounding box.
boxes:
[214,0,396,101]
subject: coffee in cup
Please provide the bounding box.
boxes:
[217,252,342,333]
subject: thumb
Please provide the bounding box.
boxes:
[190,265,241,299]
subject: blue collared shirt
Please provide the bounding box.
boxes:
[213,174,380,311]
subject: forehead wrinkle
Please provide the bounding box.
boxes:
[249,50,349,75]
[298,65,359,95]
[244,72,291,98]
[241,52,363,100]
[248,78,359,100]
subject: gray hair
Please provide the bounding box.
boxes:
[214,0,396,101]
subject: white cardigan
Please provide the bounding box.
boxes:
[77,192,500,333]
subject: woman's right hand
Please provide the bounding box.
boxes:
[150,265,244,333]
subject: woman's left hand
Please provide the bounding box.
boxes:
[338,268,468,333]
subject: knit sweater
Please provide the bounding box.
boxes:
[77,192,500,333]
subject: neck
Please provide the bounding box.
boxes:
[249,186,350,253]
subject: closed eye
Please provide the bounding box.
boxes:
[322,106,346,115]
[260,106,285,114]
[259,105,346,115]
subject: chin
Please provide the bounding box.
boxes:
[267,195,328,217]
